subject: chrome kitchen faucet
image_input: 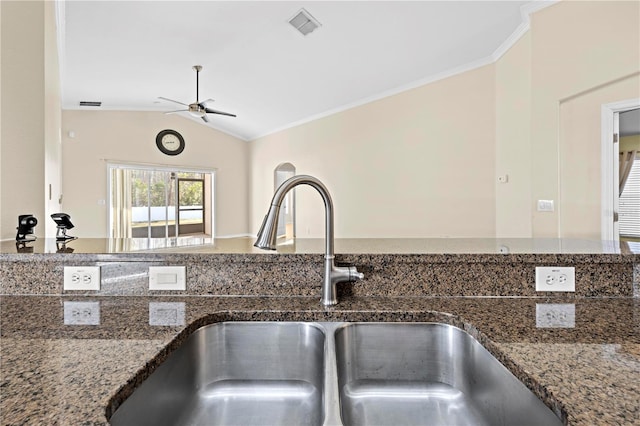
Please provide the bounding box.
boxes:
[254,175,364,305]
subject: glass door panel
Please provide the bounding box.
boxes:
[131,170,175,238]
[148,170,171,238]
[177,178,205,235]
[131,169,151,238]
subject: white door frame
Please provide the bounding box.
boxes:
[601,98,640,241]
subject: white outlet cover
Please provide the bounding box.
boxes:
[149,302,186,326]
[149,266,186,291]
[537,199,554,212]
[536,303,575,328]
[64,301,100,325]
[535,266,575,292]
[63,266,101,291]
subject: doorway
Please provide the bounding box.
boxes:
[618,109,640,242]
[601,99,640,241]
[274,163,296,241]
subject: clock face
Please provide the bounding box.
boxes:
[162,134,180,150]
[156,130,185,155]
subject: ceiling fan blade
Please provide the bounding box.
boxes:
[204,107,236,118]
[199,98,215,106]
[201,114,210,123]
[164,109,188,115]
[158,96,189,107]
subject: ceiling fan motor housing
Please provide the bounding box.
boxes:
[188,103,205,117]
[159,65,235,121]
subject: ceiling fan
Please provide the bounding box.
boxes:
[159,65,236,123]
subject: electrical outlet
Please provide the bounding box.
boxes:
[535,266,575,292]
[536,303,575,328]
[64,266,101,291]
[537,200,554,212]
[63,301,100,325]
[149,266,186,291]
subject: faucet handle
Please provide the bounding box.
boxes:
[348,266,364,282]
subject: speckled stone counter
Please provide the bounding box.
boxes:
[1,238,639,424]
[1,295,638,425]
[1,238,639,297]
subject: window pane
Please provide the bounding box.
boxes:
[179,180,203,208]
[148,171,168,208]
[131,170,149,229]
[177,172,204,179]
[179,210,203,224]
[620,158,640,238]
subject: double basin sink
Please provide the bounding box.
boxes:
[110,322,563,426]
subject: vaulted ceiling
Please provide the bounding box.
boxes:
[61,1,548,141]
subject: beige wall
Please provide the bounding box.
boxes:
[62,111,249,237]
[251,0,640,240]
[1,1,48,241]
[2,0,638,242]
[559,76,639,239]
[495,32,532,237]
[529,0,640,237]
[251,65,497,238]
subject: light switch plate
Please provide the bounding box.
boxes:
[149,302,186,326]
[149,266,186,291]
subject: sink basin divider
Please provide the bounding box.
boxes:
[319,322,346,426]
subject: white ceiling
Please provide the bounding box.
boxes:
[61,1,549,141]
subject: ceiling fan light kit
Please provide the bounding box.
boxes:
[159,65,236,123]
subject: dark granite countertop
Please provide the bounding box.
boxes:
[4,237,640,256]
[0,295,638,425]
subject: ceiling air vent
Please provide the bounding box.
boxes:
[288,8,321,36]
[79,101,102,107]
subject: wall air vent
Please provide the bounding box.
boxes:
[79,101,102,107]
[288,8,321,36]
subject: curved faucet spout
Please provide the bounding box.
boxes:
[254,175,363,305]
[254,175,333,253]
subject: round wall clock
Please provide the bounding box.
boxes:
[155,129,185,156]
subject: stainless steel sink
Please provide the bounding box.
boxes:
[334,323,562,426]
[110,322,326,426]
[110,322,563,426]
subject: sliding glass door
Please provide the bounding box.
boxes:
[108,164,214,239]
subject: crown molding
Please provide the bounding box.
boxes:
[251,1,559,142]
